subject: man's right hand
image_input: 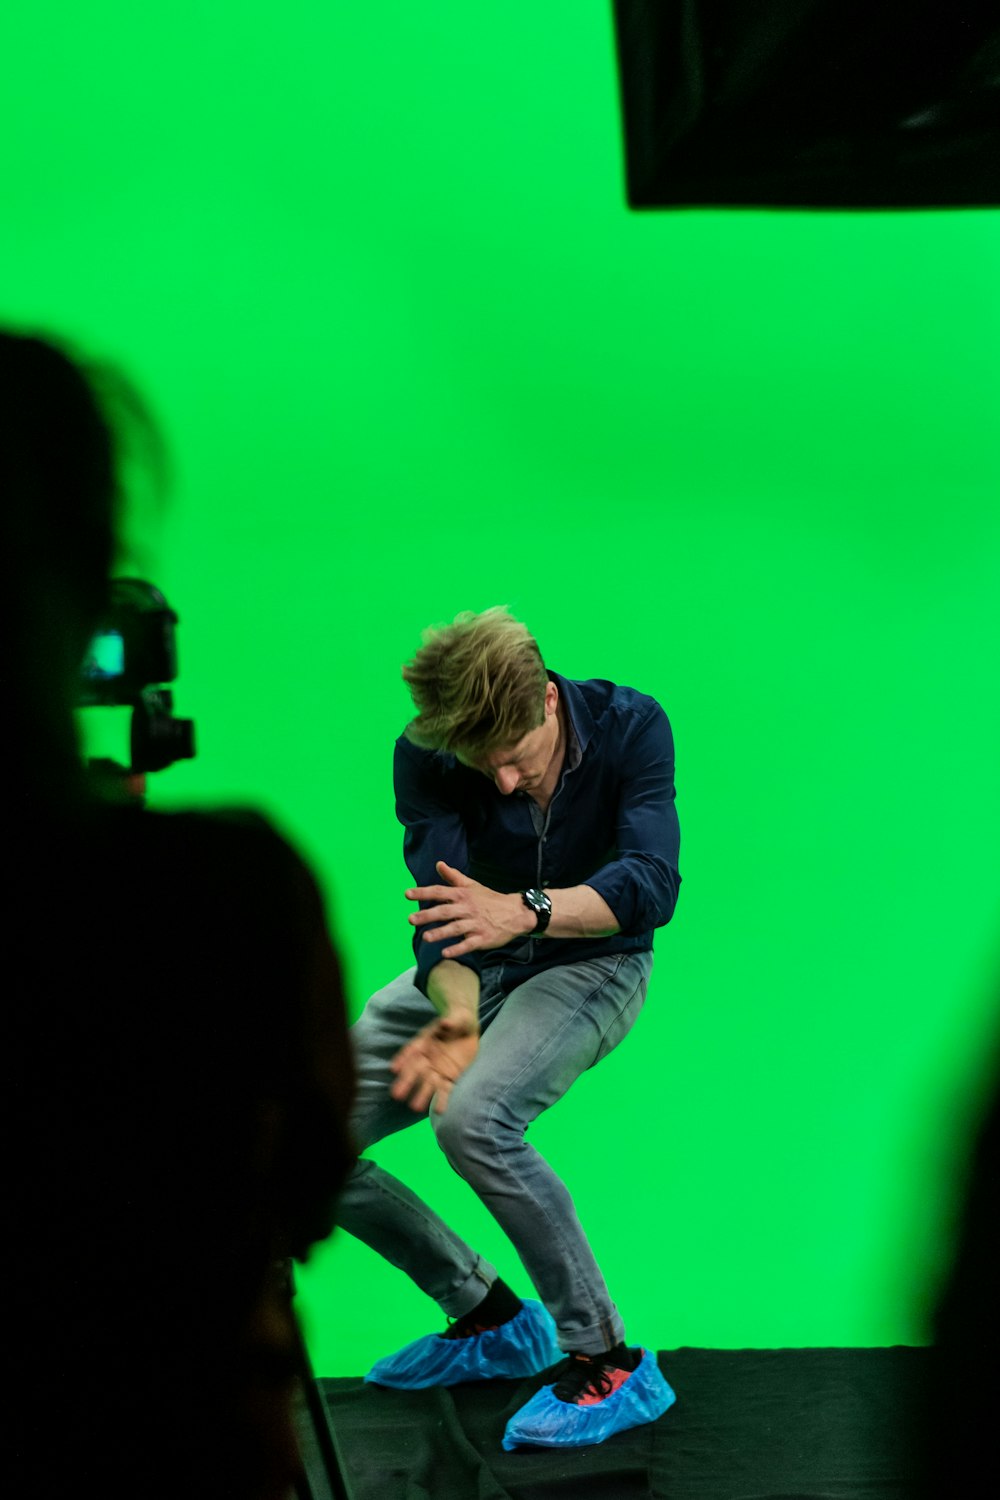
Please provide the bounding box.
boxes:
[389,1013,479,1115]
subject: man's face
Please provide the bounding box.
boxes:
[457,681,560,797]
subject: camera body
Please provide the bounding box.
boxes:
[80,578,195,774]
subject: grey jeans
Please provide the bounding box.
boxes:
[335,949,652,1354]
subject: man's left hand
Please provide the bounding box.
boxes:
[390,1016,479,1115]
[406,861,533,958]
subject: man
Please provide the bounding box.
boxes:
[336,607,681,1448]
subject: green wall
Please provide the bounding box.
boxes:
[3,5,999,1374]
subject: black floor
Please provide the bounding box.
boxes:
[314,1347,930,1500]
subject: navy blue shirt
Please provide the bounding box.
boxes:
[394,672,681,995]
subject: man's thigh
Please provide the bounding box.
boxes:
[350,967,438,1148]
[449,951,653,1132]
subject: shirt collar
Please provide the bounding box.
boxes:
[547,671,593,765]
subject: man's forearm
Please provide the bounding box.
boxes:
[408,866,621,962]
[445,883,619,942]
[426,959,481,1027]
[544,884,620,939]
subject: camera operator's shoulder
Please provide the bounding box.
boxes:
[97,803,329,937]
[107,803,308,871]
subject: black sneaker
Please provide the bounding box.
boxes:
[502,1346,677,1449]
[551,1346,641,1406]
[440,1277,523,1340]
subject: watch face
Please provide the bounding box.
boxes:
[522,889,552,929]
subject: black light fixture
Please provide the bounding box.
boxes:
[612,1,1000,208]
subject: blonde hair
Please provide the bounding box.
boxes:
[402,607,548,755]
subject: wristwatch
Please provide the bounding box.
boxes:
[520,888,552,934]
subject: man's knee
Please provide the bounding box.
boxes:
[433,1089,520,1174]
[433,1089,481,1164]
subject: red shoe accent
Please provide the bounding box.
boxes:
[575,1364,633,1406]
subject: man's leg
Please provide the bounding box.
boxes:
[334,968,499,1316]
[429,950,675,1449]
[335,968,560,1388]
[431,951,653,1354]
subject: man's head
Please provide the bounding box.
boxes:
[1,333,117,663]
[1,333,166,729]
[402,607,557,794]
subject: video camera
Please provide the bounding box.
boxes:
[79,578,195,775]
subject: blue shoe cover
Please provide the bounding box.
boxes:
[501,1348,675,1450]
[364,1299,560,1389]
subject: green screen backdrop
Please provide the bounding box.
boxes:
[3,5,999,1375]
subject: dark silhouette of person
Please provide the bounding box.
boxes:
[917,1030,1000,1496]
[1,331,355,1499]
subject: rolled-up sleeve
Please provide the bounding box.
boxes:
[394,738,485,996]
[583,702,681,933]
